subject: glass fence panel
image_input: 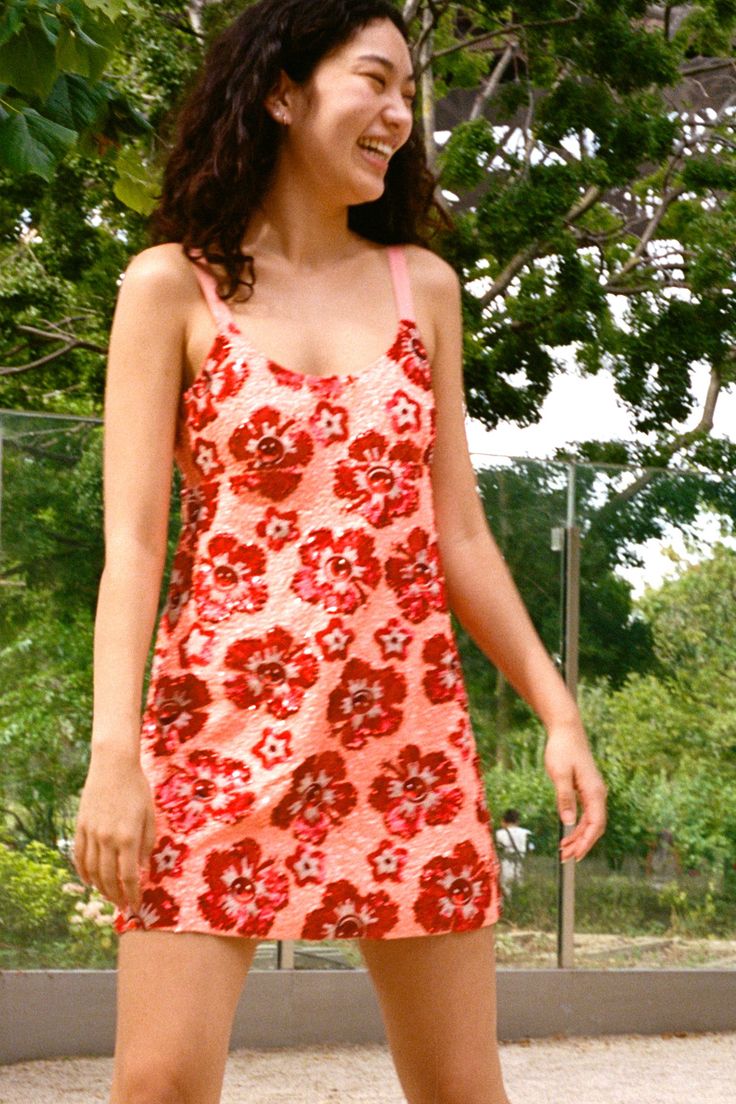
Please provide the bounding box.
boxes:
[573,462,736,970]
[465,455,568,968]
[3,414,733,972]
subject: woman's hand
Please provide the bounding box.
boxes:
[544,723,608,864]
[72,747,157,913]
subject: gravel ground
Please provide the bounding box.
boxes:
[0,1032,734,1103]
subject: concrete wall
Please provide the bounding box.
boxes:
[2,968,735,1064]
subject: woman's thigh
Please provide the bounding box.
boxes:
[355,923,511,1104]
[110,930,260,1104]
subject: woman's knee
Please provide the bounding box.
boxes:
[111,1053,196,1104]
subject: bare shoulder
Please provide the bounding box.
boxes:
[403,242,461,299]
[121,242,197,302]
[402,244,461,362]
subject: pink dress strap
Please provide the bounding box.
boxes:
[189,257,234,331]
[387,244,415,322]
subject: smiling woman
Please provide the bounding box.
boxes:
[146,2,439,306]
[71,1,606,1102]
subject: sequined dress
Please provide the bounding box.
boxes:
[113,244,503,940]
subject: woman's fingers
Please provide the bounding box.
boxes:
[120,844,144,913]
[72,826,89,884]
[559,765,607,861]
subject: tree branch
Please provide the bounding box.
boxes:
[429,12,584,63]
[470,42,515,120]
[607,366,724,508]
[0,321,107,376]
[477,185,602,307]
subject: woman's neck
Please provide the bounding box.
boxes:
[244,176,360,270]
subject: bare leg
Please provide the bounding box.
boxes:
[110,930,260,1104]
[356,923,512,1104]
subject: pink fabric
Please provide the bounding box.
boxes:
[113,244,503,940]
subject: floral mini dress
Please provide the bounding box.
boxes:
[113,243,503,941]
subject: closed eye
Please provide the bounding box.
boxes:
[367,72,416,106]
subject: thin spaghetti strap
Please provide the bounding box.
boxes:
[387,244,415,322]
[189,258,235,332]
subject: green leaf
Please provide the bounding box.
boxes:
[0,106,76,178]
[0,0,28,48]
[0,22,57,98]
[112,143,159,214]
[43,72,108,132]
[55,13,119,82]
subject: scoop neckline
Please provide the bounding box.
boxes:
[181,316,425,400]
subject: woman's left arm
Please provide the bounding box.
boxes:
[423,254,607,864]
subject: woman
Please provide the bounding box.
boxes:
[73,2,607,1101]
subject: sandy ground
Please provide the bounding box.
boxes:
[0,1032,734,1103]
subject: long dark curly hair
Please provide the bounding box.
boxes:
[147,0,452,301]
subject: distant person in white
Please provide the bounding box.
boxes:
[495,808,534,891]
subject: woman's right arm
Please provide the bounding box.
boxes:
[73,244,189,913]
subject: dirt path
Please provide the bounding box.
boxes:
[0,1032,733,1103]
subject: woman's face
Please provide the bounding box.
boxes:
[273,18,417,207]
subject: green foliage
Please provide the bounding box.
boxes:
[437,118,498,191]
[498,859,736,937]
[0,0,139,179]
[0,839,72,939]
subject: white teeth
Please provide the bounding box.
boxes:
[358,139,392,159]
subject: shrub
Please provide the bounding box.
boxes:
[0,840,73,940]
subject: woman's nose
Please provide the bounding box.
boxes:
[383,98,413,137]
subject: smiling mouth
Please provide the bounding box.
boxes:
[357,138,394,161]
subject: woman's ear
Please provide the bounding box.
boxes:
[265,71,294,125]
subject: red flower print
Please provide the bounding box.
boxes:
[182,337,223,429]
[223,626,319,718]
[149,835,190,883]
[387,322,431,391]
[374,618,413,661]
[197,838,290,936]
[386,388,422,435]
[286,844,327,886]
[191,437,224,482]
[114,886,181,933]
[178,622,216,668]
[449,716,475,761]
[143,673,211,757]
[327,657,406,750]
[367,839,409,883]
[476,795,491,826]
[266,362,307,391]
[471,752,492,826]
[292,527,381,614]
[301,878,399,939]
[157,748,255,834]
[183,333,249,428]
[413,840,492,934]
[163,548,193,632]
[192,533,268,621]
[369,744,463,839]
[255,506,300,551]
[334,430,421,529]
[424,404,437,467]
[315,616,355,661]
[271,751,358,844]
[385,527,448,622]
[179,482,218,544]
[252,725,293,769]
[422,633,468,705]
[309,399,349,445]
[228,405,314,501]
